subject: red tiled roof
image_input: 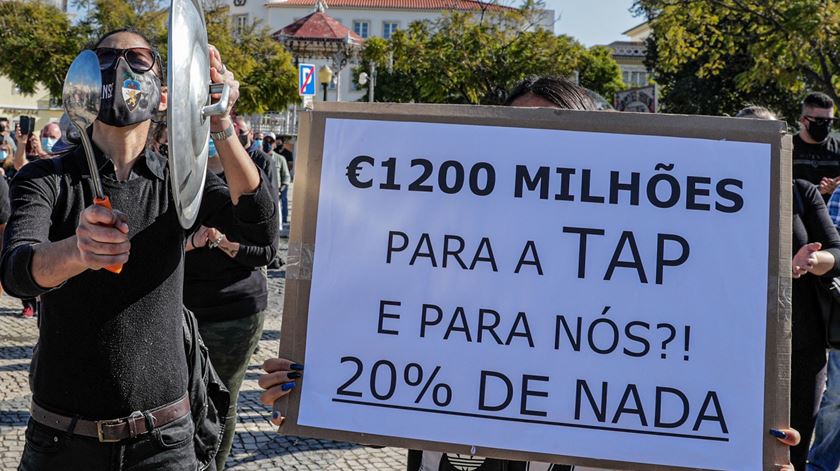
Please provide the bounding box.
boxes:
[266,0,514,11]
[273,11,365,41]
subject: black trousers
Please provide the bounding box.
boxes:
[791,346,828,470]
[18,413,198,471]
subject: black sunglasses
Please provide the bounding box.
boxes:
[804,116,838,126]
[95,47,158,73]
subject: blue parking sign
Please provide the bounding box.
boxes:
[299,64,316,96]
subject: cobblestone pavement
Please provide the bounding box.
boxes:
[0,234,407,470]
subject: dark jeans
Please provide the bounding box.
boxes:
[280,186,289,225]
[808,348,840,470]
[197,311,266,470]
[791,346,828,470]
[18,413,197,471]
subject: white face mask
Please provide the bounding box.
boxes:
[0,150,7,161]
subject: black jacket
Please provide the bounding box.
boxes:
[183,306,230,471]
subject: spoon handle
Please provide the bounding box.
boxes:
[93,195,124,274]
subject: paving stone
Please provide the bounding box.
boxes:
[0,189,407,470]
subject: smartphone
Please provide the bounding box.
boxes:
[19,116,35,135]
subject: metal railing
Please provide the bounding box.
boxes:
[248,104,300,136]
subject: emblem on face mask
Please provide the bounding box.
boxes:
[121,78,145,112]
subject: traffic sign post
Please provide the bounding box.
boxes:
[299,64,316,97]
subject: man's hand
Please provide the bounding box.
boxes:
[793,242,821,278]
[75,204,130,270]
[819,176,840,195]
[207,44,239,133]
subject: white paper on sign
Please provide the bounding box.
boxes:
[299,118,771,470]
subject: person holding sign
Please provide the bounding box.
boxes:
[258,88,801,471]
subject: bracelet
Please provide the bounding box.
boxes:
[190,232,198,248]
[210,121,234,141]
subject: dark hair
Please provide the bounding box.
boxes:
[802,92,835,113]
[735,105,779,120]
[90,28,164,80]
[505,76,598,111]
[0,117,7,123]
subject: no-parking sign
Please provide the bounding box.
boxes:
[299,64,316,96]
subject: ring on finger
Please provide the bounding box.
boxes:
[218,63,227,74]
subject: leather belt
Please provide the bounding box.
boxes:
[30,394,191,443]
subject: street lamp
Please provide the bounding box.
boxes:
[358,62,376,103]
[318,65,333,101]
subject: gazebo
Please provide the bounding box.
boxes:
[272,0,364,100]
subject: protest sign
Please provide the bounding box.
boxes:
[279,102,791,470]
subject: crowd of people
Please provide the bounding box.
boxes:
[0,28,835,471]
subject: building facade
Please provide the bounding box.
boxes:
[226,0,553,103]
[0,77,63,127]
[605,21,650,89]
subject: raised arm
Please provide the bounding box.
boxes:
[208,46,260,203]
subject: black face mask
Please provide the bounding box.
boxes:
[98,57,161,127]
[238,132,250,148]
[808,119,833,143]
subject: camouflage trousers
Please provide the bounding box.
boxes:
[197,311,267,471]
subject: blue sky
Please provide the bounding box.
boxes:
[545,0,643,46]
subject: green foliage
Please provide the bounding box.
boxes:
[578,46,625,103]
[358,3,624,104]
[634,0,840,121]
[205,5,298,113]
[0,0,297,112]
[0,1,88,97]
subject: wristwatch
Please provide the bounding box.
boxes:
[210,121,234,141]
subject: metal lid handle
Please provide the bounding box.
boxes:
[201,82,230,119]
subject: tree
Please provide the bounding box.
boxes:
[0,0,298,113]
[634,0,840,119]
[358,3,623,104]
[204,4,298,114]
[0,1,88,98]
[578,46,625,103]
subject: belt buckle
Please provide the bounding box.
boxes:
[96,418,124,443]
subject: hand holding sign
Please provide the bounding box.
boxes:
[259,358,303,425]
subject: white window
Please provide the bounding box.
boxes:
[383,21,399,39]
[622,71,630,84]
[353,20,369,38]
[233,14,248,35]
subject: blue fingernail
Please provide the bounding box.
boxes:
[769,429,787,439]
[272,411,280,420]
[291,364,304,371]
[281,382,296,391]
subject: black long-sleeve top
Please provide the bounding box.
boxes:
[0,142,278,419]
[184,151,279,322]
[793,135,840,188]
[792,179,840,351]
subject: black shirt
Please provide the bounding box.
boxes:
[185,151,278,322]
[792,179,840,350]
[0,176,10,225]
[792,134,840,186]
[0,143,278,418]
[279,147,293,165]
